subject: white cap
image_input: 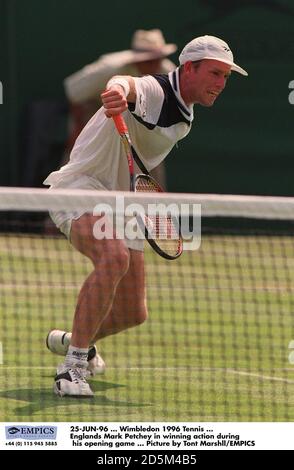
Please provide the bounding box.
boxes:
[179,35,248,76]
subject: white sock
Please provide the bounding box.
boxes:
[65,345,89,369]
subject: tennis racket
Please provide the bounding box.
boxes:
[113,114,183,260]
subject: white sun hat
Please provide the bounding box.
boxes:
[129,29,177,62]
[179,35,248,76]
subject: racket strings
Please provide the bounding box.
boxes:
[135,175,182,258]
[147,214,181,256]
[135,176,159,193]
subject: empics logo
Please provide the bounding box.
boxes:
[5,425,57,440]
[288,80,294,104]
[7,427,20,435]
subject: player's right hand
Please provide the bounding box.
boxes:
[101,86,128,118]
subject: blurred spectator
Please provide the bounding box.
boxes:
[63,29,177,187]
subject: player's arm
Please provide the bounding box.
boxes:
[101,76,136,117]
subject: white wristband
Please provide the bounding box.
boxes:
[106,77,130,98]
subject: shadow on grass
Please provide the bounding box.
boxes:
[0,377,150,419]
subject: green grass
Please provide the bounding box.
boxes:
[0,233,294,421]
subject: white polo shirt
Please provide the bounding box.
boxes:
[44,68,194,191]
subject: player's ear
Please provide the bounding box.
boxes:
[183,61,193,74]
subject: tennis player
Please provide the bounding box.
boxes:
[44,35,247,397]
[63,29,177,188]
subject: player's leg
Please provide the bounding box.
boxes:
[92,248,147,341]
[47,249,146,371]
[48,248,147,380]
[55,212,130,397]
[69,213,130,347]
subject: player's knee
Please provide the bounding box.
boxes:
[112,244,130,275]
[99,243,130,277]
[91,241,130,274]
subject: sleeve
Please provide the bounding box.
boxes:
[132,75,165,125]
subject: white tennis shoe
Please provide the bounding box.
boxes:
[87,346,106,376]
[46,329,106,375]
[54,366,94,397]
[46,329,71,355]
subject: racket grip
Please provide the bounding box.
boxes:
[113,114,128,135]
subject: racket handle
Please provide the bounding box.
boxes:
[113,114,128,135]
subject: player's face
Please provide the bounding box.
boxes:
[184,60,231,106]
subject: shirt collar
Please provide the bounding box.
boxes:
[168,68,194,122]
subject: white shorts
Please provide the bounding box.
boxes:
[48,174,144,252]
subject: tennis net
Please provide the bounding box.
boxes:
[0,187,293,422]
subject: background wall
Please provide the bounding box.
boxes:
[1,0,294,194]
